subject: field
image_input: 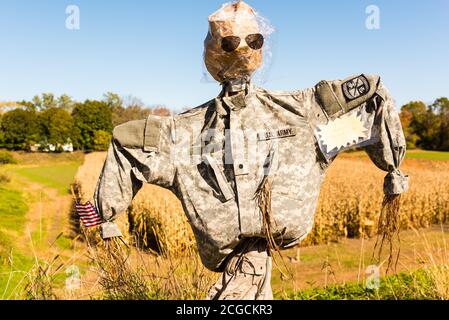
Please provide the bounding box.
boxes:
[1,149,449,299]
[0,152,84,299]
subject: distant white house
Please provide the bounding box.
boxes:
[31,139,74,153]
[61,143,74,152]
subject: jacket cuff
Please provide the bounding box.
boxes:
[100,222,123,239]
[384,171,409,195]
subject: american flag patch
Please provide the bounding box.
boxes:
[75,201,102,227]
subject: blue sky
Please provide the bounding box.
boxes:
[0,0,448,111]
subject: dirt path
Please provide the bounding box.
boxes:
[12,179,71,256]
[9,169,98,299]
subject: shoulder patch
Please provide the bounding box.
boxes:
[315,74,379,120]
[342,75,370,101]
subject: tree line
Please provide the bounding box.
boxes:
[0,93,170,152]
[400,97,449,151]
[0,94,447,152]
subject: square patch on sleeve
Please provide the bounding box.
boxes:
[342,75,370,101]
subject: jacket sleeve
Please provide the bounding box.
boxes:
[363,80,409,195]
[93,115,176,238]
[310,74,409,195]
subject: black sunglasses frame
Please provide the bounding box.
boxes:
[221,33,264,53]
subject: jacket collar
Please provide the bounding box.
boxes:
[222,77,250,94]
[219,79,256,112]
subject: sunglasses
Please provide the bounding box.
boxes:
[221,33,264,52]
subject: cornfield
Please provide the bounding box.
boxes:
[306,155,449,245]
[73,152,449,256]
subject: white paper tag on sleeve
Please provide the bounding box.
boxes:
[314,109,371,160]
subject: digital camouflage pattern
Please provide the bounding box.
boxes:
[94,74,409,273]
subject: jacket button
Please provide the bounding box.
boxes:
[239,164,244,169]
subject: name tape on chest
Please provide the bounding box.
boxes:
[258,128,296,141]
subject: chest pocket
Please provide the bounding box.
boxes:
[199,154,234,202]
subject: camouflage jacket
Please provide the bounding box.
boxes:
[94,74,409,271]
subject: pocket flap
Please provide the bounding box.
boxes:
[240,256,266,276]
[202,154,234,202]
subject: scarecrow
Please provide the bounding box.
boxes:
[81,1,409,300]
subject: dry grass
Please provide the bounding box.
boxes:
[17,229,216,300]
[24,255,60,300]
[11,151,84,166]
[89,233,218,299]
[89,238,151,300]
[86,237,217,300]
[411,226,449,299]
[19,225,449,300]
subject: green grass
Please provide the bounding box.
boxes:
[282,269,436,300]
[14,163,80,195]
[0,186,34,299]
[343,149,449,161]
[55,234,73,251]
[0,187,28,234]
[0,153,86,299]
[405,150,449,161]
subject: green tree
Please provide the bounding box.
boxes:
[72,100,112,151]
[17,100,36,112]
[58,94,75,113]
[401,101,432,150]
[103,92,122,109]
[104,93,155,126]
[32,95,43,110]
[42,93,57,109]
[38,108,75,147]
[93,130,112,151]
[399,108,418,149]
[400,98,449,151]
[431,97,449,151]
[104,92,126,126]
[111,105,153,126]
[0,109,39,150]
[0,113,3,147]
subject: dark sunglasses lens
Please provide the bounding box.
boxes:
[221,36,241,52]
[245,33,264,50]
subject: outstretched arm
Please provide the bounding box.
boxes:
[310,74,408,194]
[93,116,176,239]
[363,80,408,195]
[309,74,409,269]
